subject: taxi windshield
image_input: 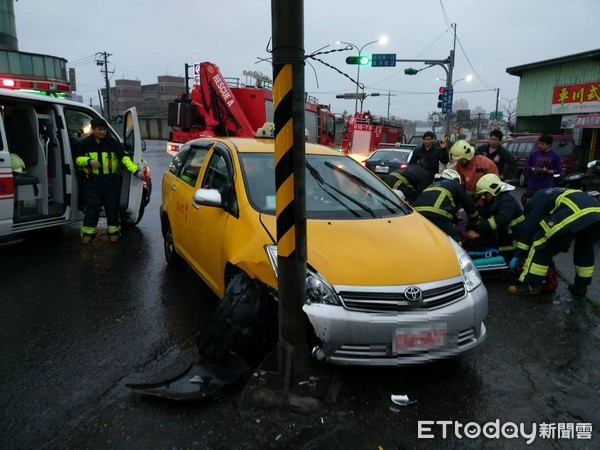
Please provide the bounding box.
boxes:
[240,153,409,219]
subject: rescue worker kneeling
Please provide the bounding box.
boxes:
[508,188,600,296]
[383,161,429,204]
[412,169,479,245]
[465,174,525,262]
[75,118,143,243]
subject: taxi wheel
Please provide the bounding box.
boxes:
[164,221,182,269]
[197,272,277,365]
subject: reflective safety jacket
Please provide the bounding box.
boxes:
[383,164,429,203]
[471,191,525,252]
[514,188,600,258]
[455,155,499,195]
[75,135,138,176]
[412,179,479,222]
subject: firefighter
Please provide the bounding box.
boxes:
[383,161,429,203]
[75,118,143,243]
[412,168,479,244]
[508,187,600,296]
[465,173,524,261]
[450,140,499,196]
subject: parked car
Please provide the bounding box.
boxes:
[364,147,414,179]
[505,134,577,186]
[160,133,488,367]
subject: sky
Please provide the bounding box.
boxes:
[13,0,600,122]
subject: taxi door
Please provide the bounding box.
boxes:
[188,142,236,295]
[120,108,144,223]
[0,116,14,236]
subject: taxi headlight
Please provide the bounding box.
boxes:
[266,245,341,305]
[449,237,482,292]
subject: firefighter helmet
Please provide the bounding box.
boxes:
[10,153,26,173]
[450,140,475,162]
[440,168,461,183]
[475,173,504,197]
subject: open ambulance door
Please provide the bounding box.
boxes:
[119,108,144,225]
[0,118,14,236]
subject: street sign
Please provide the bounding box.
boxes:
[441,87,453,113]
[371,54,397,67]
[489,111,503,120]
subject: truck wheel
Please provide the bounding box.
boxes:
[164,221,182,269]
[197,272,277,365]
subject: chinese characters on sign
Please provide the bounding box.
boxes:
[552,81,600,114]
[574,113,600,128]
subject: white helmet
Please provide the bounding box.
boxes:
[440,168,461,183]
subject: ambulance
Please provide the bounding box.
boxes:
[0,88,151,239]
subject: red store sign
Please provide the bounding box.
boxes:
[551,81,600,114]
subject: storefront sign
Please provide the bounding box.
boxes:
[573,113,600,128]
[552,81,600,114]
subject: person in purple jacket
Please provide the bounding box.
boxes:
[521,134,562,205]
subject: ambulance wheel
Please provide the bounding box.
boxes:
[164,221,182,269]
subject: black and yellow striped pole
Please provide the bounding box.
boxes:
[272,0,308,381]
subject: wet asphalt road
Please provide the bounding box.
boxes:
[1,141,599,449]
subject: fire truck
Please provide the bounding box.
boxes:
[340,111,405,156]
[166,62,337,155]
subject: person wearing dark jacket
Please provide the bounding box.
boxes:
[508,187,600,296]
[466,173,524,261]
[75,118,143,243]
[412,169,479,244]
[407,131,449,184]
[383,161,429,203]
[476,129,517,181]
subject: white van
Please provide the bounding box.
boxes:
[0,89,151,238]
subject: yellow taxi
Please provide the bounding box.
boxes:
[160,133,488,366]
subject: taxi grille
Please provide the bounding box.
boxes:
[339,281,465,313]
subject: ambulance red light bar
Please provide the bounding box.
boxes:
[0,77,70,93]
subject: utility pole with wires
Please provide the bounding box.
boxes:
[95,52,113,120]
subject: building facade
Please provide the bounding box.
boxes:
[507,49,600,165]
[104,75,185,119]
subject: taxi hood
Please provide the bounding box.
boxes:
[259,212,461,286]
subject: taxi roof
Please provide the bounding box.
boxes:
[188,136,342,156]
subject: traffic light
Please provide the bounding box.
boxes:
[437,86,445,109]
[404,68,419,75]
[346,56,370,65]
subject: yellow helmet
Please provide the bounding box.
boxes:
[450,140,475,162]
[476,173,504,197]
[440,168,461,183]
[10,153,26,173]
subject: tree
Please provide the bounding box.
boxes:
[499,99,517,132]
[427,112,443,135]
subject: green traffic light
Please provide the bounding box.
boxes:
[345,56,370,65]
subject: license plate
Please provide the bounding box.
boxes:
[393,325,447,353]
[375,165,389,173]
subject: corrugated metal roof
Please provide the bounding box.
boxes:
[507,48,600,76]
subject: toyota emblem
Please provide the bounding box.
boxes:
[404,286,423,302]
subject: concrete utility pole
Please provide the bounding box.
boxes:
[95,52,113,121]
[271,0,308,385]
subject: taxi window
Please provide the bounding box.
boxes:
[179,146,209,187]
